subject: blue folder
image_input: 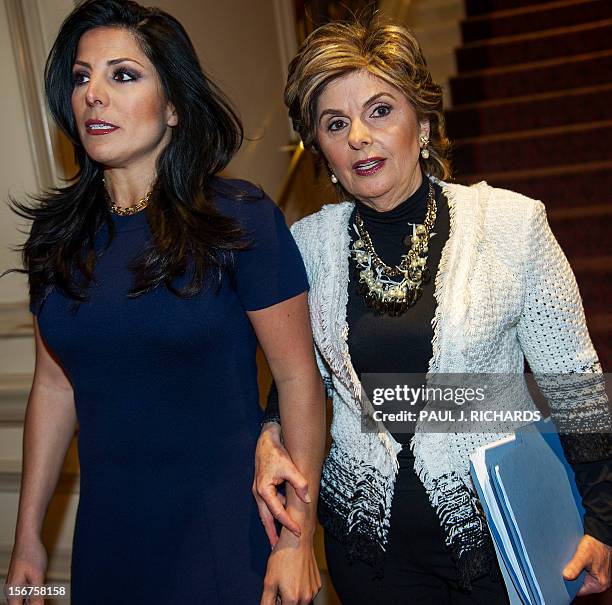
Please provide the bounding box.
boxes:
[469,419,586,604]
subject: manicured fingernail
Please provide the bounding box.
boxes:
[304,492,312,503]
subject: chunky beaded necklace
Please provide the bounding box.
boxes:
[351,181,437,317]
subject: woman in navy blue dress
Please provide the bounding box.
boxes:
[5,2,325,604]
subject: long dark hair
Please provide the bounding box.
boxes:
[13,0,248,307]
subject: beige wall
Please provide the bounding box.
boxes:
[36,0,77,50]
[0,0,75,303]
[0,3,38,302]
[156,0,293,195]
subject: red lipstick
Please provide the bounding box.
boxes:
[352,157,385,176]
[85,119,119,135]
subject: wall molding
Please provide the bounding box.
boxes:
[0,302,31,338]
[272,0,299,142]
[4,0,60,190]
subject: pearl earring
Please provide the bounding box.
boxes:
[419,134,430,159]
[330,173,338,184]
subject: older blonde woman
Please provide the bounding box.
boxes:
[254,19,612,605]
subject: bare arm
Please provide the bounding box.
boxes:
[248,292,326,604]
[249,293,325,536]
[255,339,334,546]
[6,319,77,604]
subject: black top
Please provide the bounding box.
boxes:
[346,178,447,445]
[265,176,612,546]
[347,177,444,376]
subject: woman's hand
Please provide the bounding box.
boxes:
[260,528,321,605]
[5,535,48,605]
[563,534,612,596]
[253,423,310,547]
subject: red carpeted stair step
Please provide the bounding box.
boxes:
[446,84,612,139]
[461,0,612,43]
[452,121,612,177]
[546,204,612,258]
[456,20,612,72]
[457,162,612,209]
[450,50,612,104]
[465,0,569,17]
[455,0,612,372]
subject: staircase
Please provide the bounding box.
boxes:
[447,0,612,370]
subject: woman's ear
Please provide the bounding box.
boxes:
[166,103,178,127]
[419,118,430,141]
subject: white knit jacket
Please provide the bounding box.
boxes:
[289,178,609,584]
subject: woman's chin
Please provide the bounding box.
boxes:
[81,145,113,164]
[83,149,125,168]
[350,184,395,205]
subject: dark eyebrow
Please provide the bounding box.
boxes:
[317,92,397,124]
[73,57,145,69]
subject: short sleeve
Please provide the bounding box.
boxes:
[233,194,309,311]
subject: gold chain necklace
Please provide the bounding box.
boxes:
[103,178,153,216]
[351,181,437,316]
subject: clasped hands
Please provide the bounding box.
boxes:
[254,423,320,605]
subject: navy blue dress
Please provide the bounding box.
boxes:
[32,179,308,604]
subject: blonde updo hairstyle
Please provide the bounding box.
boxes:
[284,19,452,185]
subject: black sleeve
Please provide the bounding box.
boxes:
[561,433,612,546]
[262,381,281,425]
[572,457,612,547]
